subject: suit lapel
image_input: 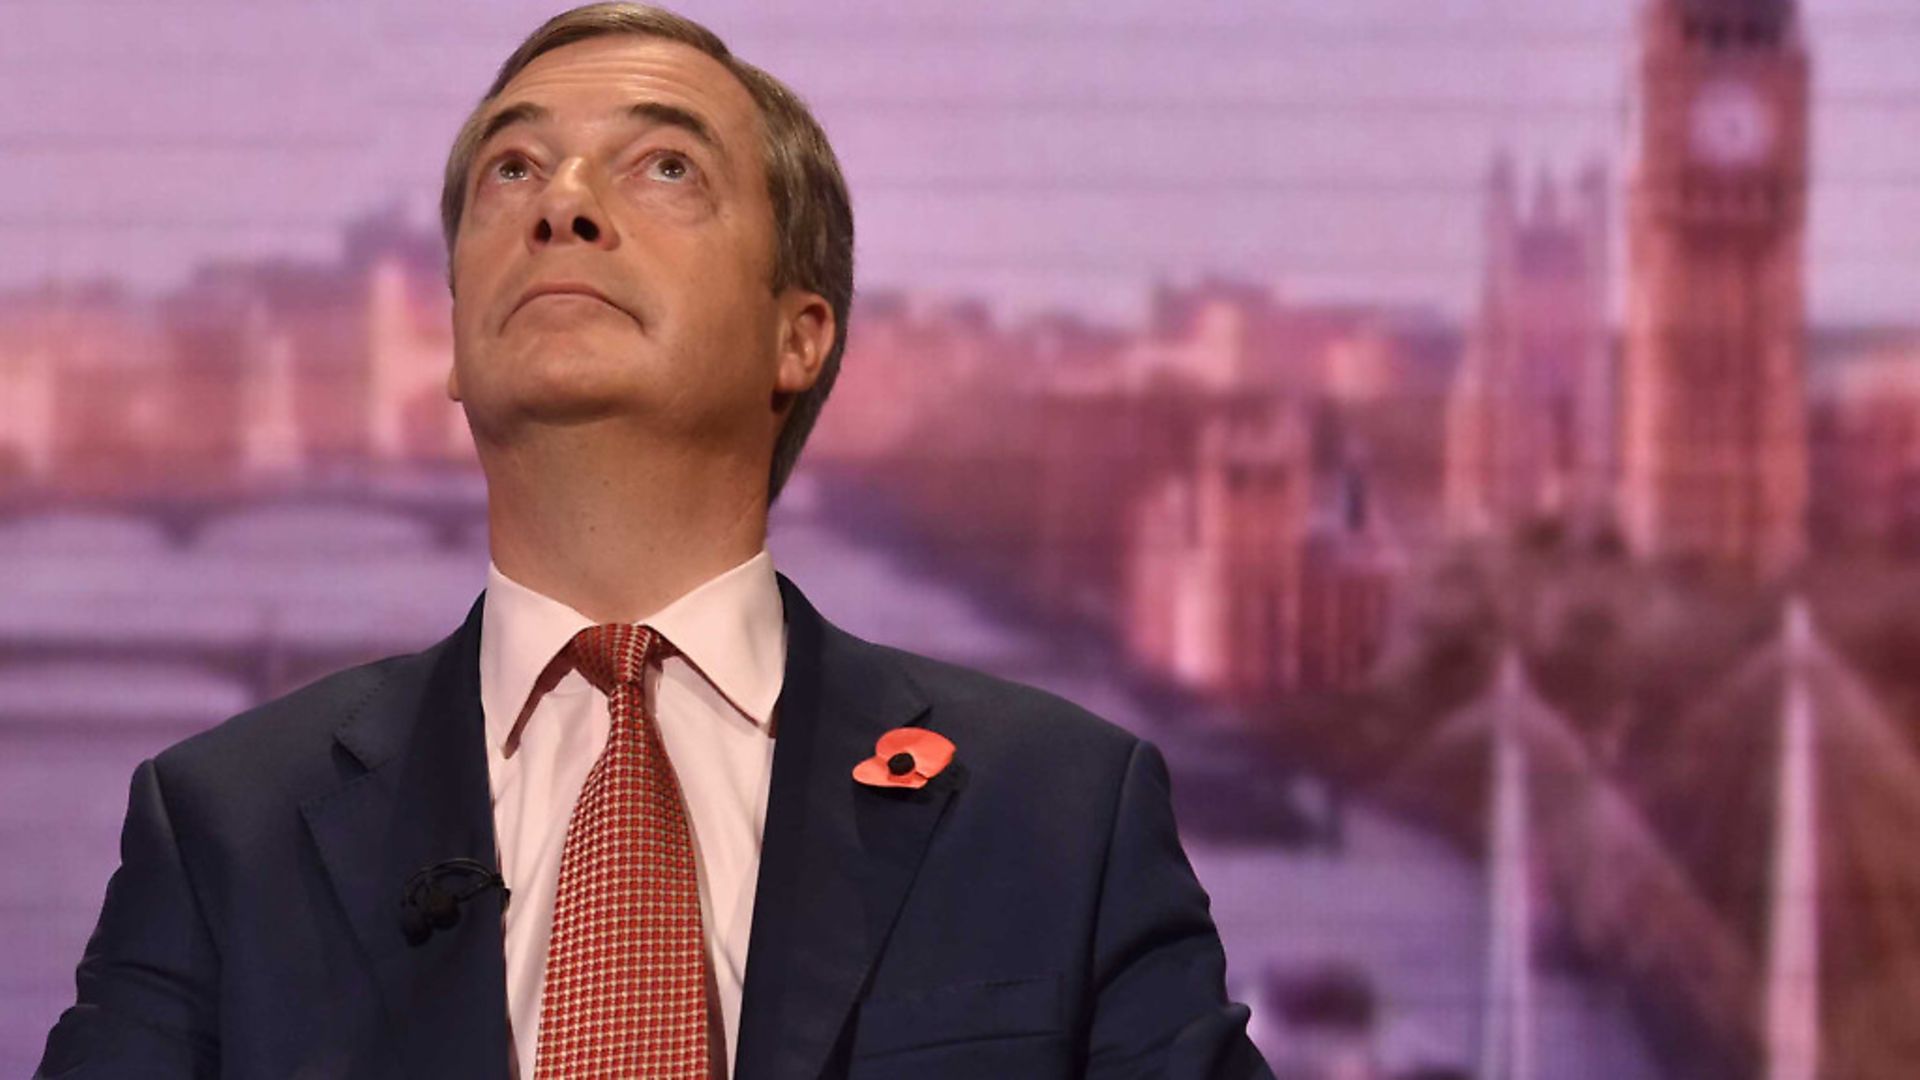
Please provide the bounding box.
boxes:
[300,596,511,1080]
[734,573,968,1080]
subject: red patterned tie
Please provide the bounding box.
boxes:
[533,623,711,1079]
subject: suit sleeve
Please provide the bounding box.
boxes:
[1084,738,1275,1080]
[35,757,221,1079]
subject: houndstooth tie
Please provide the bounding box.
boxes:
[533,623,711,1079]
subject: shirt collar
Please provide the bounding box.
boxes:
[479,549,786,751]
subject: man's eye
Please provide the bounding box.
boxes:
[491,154,530,182]
[645,152,695,184]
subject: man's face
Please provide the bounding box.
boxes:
[447,35,829,461]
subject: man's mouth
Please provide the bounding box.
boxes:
[507,282,636,328]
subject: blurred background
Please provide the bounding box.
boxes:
[4,0,1918,1076]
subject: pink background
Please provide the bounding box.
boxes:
[4,1,1919,1076]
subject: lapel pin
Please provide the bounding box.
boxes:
[853,727,956,790]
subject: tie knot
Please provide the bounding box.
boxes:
[567,623,665,695]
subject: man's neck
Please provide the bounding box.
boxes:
[480,429,769,625]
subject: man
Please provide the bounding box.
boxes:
[36,5,1274,1078]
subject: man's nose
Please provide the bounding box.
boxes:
[529,161,616,250]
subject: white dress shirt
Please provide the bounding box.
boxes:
[479,550,785,1080]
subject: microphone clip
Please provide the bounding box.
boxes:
[400,857,509,947]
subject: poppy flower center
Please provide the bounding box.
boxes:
[886,752,916,776]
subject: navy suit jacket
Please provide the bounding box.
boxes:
[37,572,1273,1079]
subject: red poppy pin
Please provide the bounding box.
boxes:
[853,727,956,790]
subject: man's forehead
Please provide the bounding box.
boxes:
[491,36,758,138]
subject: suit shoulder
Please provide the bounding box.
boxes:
[148,641,437,796]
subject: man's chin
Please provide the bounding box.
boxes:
[506,393,634,429]
[463,384,639,442]
[488,349,651,422]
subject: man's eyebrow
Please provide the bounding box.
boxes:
[475,100,729,168]
[476,101,550,149]
[624,101,729,168]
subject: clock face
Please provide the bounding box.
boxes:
[1690,79,1776,168]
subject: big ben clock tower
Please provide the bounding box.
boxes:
[1620,0,1811,579]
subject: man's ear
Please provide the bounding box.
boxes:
[773,288,835,403]
[444,266,463,402]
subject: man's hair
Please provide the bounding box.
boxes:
[438,2,854,504]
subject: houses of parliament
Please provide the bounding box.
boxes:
[1450,0,1814,581]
